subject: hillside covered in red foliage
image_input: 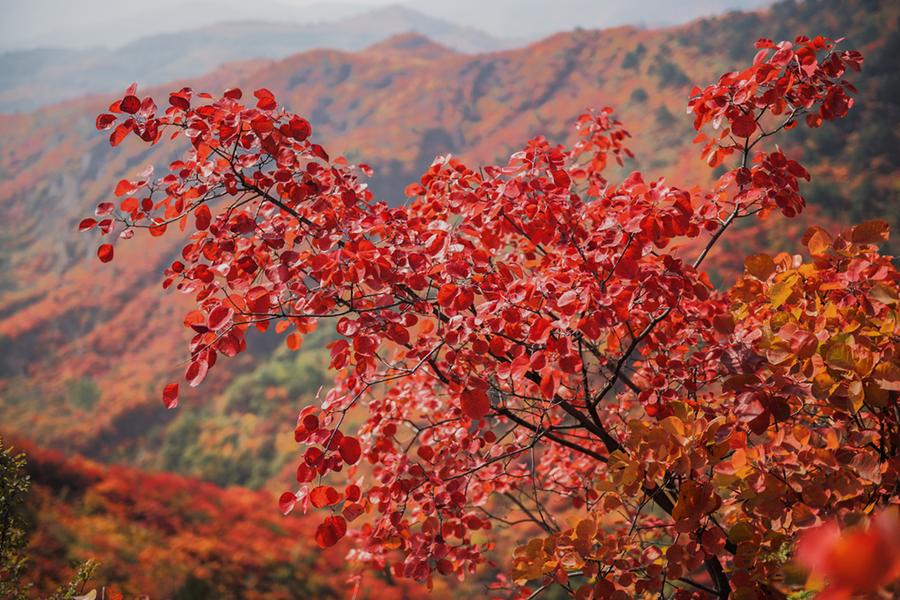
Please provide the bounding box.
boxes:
[12,436,452,598]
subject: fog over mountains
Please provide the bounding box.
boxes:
[0,6,501,112]
[2,0,774,51]
[0,1,775,113]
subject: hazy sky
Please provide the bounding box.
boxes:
[1,0,775,51]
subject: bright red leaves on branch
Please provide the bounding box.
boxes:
[338,436,361,465]
[310,485,341,508]
[278,491,298,516]
[315,516,347,549]
[96,244,114,263]
[162,383,179,409]
[84,34,900,599]
[254,88,277,111]
[460,387,490,420]
[796,509,900,599]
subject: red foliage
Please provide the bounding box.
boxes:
[12,436,449,599]
[84,34,899,598]
[796,509,900,599]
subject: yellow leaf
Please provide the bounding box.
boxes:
[848,380,865,412]
[869,283,899,306]
[728,521,754,544]
[660,415,686,439]
[873,361,900,391]
[770,272,798,308]
[879,310,897,335]
[825,343,854,371]
[803,226,832,255]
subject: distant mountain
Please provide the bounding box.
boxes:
[0,5,504,112]
[1,0,780,52]
[0,0,894,485]
[411,0,777,39]
[0,0,373,51]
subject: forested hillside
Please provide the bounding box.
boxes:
[10,437,449,598]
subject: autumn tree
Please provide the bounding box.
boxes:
[83,35,900,599]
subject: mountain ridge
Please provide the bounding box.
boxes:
[0,5,505,113]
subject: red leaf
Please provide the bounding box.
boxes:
[279,492,297,515]
[185,359,208,387]
[162,382,179,409]
[97,244,114,263]
[95,202,115,217]
[310,485,340,508]
[345,484,361,502]
[460,388,490,420]
[169,94,190,111]
[417,445,434,462]
[286,332,302,351]
[339,437,362,465]
[304,447,324,467]
[78,218,97,232]
[207,305,233,331]
[315,516,347,548]
[114,179,136,197]
[288,116,311,140]
[296,463,316,482]
[404,183,426,197]
[343,502,364,522]
[224,87,243,100]
[557,289,578,308]
[731,113,757,138]
[217,332,241,357]
[528,316,552,343]
[183,310,207,332]
[110,120,132,147]
[120,95,141,114]
[254,88,277,110]
[194,204,211,230]
[437,283,458,308]
[96,113,117,130]
[302,414,320,433]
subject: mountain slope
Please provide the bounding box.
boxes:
[410,0,775,39]
[12,436,444,598]
[0,1,372,51]
[0,0,896,498]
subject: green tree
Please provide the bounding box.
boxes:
[0,437,97,599]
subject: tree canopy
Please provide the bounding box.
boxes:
[82,34,899,599]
